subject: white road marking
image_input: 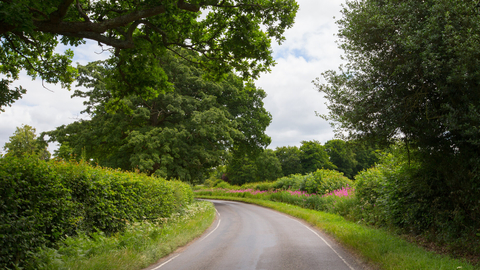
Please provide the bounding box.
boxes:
[284,215,356,270]
[153,208,222,269]
[151,254,181,270]
[198,218,221,243]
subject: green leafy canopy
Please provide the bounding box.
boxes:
[316,0,480,155]
[43,50,272,183]
[0,0,299,110]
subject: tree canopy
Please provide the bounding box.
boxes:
[3,124,50,160]
[316,0,480,156]
[226,148,282,185]
[324,139,356,178]
[0,0,298,110]
[43,50,272,183]
[299,140,336,174]
[315,0,480,236]
[274,145,302,176]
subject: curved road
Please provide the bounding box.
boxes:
[145,200,367,270]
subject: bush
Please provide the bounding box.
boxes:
[354,167,384,206]
[273,169,353,195]
[273,174,305,190]
[212,179,235,189]
[0,156,76,268]
[0,156,193,269]
[240,181,275,191]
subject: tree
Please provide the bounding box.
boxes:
[324,139,356,178]
[226,148,282,185]
[348,139,379,175]
[0,0,299,110]
[299,140,336,174]
[315,0,480,237]
[3,124,50,160]
[274,145,302,176]
[254,149,282,182]
[44,50,272,183]
[316,0,480,156]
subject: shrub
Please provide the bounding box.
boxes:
[313,169,353,194]
[273,174,305,190]
[212,179,235,189]
[240,181,275,191]
[354,167,384,206]
[0,156,76,268]
[273,169,353,195]
[0,156,193,269]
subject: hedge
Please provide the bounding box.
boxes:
[0,156,193,269]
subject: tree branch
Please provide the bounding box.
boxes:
[36,5,166,34]
[177,0,200,12]
[4,36,44,75]
[56,31,136,49]
[76,0,91,22]
[49,0,75,23]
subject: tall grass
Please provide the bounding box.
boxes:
[27,201,216,270]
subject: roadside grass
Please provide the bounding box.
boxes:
[29,201,216,270]
[197,195,477,270]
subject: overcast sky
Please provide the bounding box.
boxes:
[0,0,346,155]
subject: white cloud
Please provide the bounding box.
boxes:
[258,0,346,149]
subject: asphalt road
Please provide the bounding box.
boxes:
[145,200,366,270]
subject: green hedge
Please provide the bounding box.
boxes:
[0,156,193,269]
[273,169,353,195]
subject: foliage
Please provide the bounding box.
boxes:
[348,139,380,176]
[255,149,283,182]
[273,169,353,195]
[226,148,281,185]
[0,0,298,109]
[274,145,302,176]
[315,0,480,252]
[274,140,379,178]
[354,167,384,206]
[353,145,480,255]
[27,201,215,270]
[324,139,356,178]
[316,0,480,152]
[0,156,192,269]
[299,140,336,174]
[240,181,276,191]
[3,124,50,160]
[44,51,271,183]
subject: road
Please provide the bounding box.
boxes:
[145,200,367,270]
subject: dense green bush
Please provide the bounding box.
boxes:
[240,181,275,191]
[0,156,76,268]
[0,156,193,269]
[273,174,304,190]
[354,167,384,206]
[354,148,480,256]
[273,169,353,195]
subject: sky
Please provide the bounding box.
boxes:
[0,0,346,155]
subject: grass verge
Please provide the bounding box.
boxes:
[29,201,216,270]
[197,195,478,270]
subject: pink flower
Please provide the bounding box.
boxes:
[322,186,354,198]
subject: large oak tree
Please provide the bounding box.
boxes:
[0,0,298,110]
[43,50,272,183]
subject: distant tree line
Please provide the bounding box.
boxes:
[223,139,380,185]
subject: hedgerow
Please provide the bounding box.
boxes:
[273,169,353,194]
[0,156,193,269]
